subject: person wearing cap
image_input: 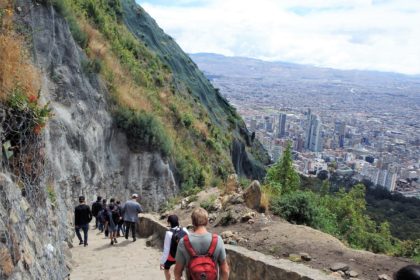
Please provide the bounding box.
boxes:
[122,194,143,242]
[74,196,92,247]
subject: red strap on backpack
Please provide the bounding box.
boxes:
[183,233,218,257]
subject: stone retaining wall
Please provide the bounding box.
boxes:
[138,214,335,280]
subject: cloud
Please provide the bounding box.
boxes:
[139,0,420,75]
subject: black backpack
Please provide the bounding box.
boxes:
[169,228,187,258]
[111,208,120,223]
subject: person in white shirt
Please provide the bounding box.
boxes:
[160,215,188,280]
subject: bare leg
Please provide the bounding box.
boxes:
[164,269,171,280]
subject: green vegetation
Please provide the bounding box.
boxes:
[47,184,57,205]
[48,0,236,192]
[200,194,217,211]
[366,187,420,241]
[265,143,300,194]
[114,107,172,157]
[265,143,396,254]
[7,88,51,133]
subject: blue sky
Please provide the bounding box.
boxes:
[137,0,420,74]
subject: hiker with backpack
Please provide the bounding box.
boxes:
[174,208,229,280]
[160,215,188,280]
[107,202,120,245]
[91,196,103,229]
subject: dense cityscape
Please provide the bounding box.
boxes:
[191,53,420,198]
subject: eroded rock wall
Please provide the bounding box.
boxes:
[0,2,177,279]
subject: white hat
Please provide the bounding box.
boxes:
[132,193,139,198]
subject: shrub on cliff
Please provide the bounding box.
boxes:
[114,107,172,157]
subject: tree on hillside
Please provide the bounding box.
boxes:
[266,142,300,193]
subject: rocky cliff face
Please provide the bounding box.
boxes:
[0,2,177,279]
[121,0,270,179]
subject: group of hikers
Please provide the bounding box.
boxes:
[74,194,420,280]
[74,193,143,246]
[74,193,229,280]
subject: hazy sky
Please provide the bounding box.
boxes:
[137,0,420,75]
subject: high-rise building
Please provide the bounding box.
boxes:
[334,121,346,148]
[385,172,397,192]
[250,118,257,132]
[278,113,287,138]
[305,112,323,152]
[264,116,273,132]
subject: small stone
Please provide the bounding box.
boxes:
[16,6,22,14]
[221,231,234,239]
[228,240,237,245]
[289,254,302,262]
[181,198,189,209]
[247,219,255,224]
[300,252,312,261]
[330,272,343,279]
[378,274,392,280]
[330,262,350,272]
[347,270,359,277]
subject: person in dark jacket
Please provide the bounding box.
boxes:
[116,200,124,237]
[74,196,92,247]
[394,265,420,280]
[91,196,103,229]
[102,198,108,236]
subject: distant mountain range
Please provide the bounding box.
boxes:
[190,53,420,99]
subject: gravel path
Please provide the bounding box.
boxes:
[70,226,163,280]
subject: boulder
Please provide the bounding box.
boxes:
[0,247,14,277]
[241,211,256,222]
[221,231,234,239]
[346,270,359,278]
[243,180,262,210]
[181,197,190,209]
[378,274,392,280]
[300,252,312,261]
[330,262,350,272]
[289,254,302,262]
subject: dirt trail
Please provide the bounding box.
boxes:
[70,227,163,280]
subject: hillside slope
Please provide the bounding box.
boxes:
[121,0,270,179]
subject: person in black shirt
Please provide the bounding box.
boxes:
[91,196,103,229]
[75,196,92,247]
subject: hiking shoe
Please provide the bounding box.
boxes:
[79,241,83,245]
[133,237,136,242]
[84,243,88,247]
[111,240,114,245]
[114,238,118,244]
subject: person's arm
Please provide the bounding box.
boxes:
[74,207,78,227]
[219,260,230,280]
[160,231,172,267]
[217,236,229,280]
[174,239,186,280]
[138,203,143,214]
[88,206,93,222]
